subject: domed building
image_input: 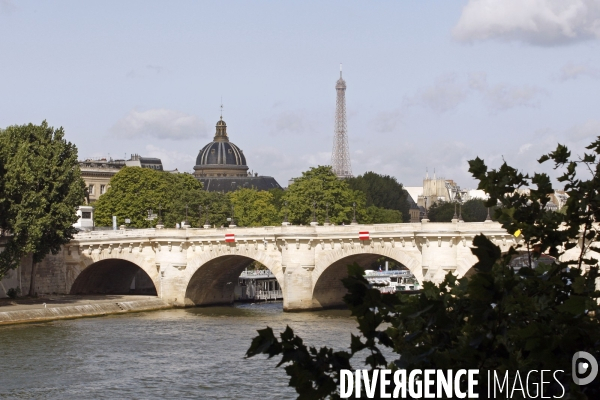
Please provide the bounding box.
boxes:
[193,117,282,192]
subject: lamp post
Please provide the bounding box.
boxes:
[351,202,357,225]
[311,201,317,226]
[184,204,189,227]
[325,202,330,225]
[230,205,236,227]
[156,203,164,229]
[204,205,211,228]
[282,201,289,226]
[198,205,202,228]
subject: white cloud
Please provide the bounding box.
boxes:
[481,83,546,111]
[263,110,314,136]
[301,151,332,169]
[469,72,546,110]
[244,147,331,185]
[143,144,195,172]
[146,64,163,74]
[110,108,207,140]
[407,73,546,114]
[0,0,16,14]
[567,119,600,140]
[558,62,600,80]
[405,74,469,113]
[453,0,600,46]
[371,109,404,133]
[519,143,533,154]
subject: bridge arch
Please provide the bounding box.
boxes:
[183,249,283,307]
[70,258,158,295]
[311,246,422,309]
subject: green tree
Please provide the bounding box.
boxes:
[229,188,279,226]
[195,191,232,228]
[284,166,366,225]
[363,205,403,224]
[94,168,233,228]
[428,198,495,222]
[426,200,455,222]
[94,167,176,228]
[268,188,285,211]
[346,171,411,221]
[247,138,600,399]
[0,122,86,295]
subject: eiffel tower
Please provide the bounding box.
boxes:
[331,64,353,179]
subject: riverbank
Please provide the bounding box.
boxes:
[0,295,171,325]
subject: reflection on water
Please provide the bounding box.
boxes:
[0,302,357,399]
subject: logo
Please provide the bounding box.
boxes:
[572,351,598,385]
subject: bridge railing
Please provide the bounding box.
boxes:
[73,221,505,241]
[255,290,283,301]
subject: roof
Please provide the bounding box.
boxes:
[404,187,423,205]
[195,141,247,167]
[139,157,163,164]
[198,176,282,192]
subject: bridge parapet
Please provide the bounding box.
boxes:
[72,221,510,241]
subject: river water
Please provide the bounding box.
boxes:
[0,302,358,399]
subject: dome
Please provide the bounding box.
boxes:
[193,117,249,177]
[196,141,247,166]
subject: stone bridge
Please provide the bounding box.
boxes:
[29,221,510,311]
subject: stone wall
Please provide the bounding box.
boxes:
[0,251,71,298]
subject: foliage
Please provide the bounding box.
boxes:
[6,287,20,299]
[229,188,280,226]
[0,122,86,289]
[268,188,285,211]
[94,168,233,228]
[248,241,600,398]
[469,138,600,267]
[346,172,411,222]
[362,205,402,224]
[247,137,600,399]
[427,198,495,222]
[283,166,366,225]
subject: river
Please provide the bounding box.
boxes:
[0,302,358,399]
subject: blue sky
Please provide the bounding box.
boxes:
[1,0,599,188]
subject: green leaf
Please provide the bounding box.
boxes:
[557,295,587,315]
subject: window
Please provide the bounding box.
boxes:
[100,185,106,194]
[211,149,215,154]
[88,185,94,195]
[81,212,92,219]
[228,149,232,154]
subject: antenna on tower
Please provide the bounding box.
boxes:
[331,66,352,179]
[220,97,223,119]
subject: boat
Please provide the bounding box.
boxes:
[363,269,420,294]
[234,269,282,302]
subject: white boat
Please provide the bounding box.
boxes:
[234,269,282,302]
[363,269,420,293]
